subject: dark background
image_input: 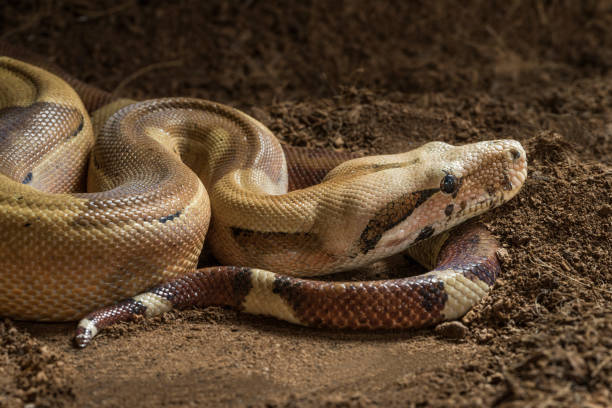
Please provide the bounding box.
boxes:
[3,1,611,107]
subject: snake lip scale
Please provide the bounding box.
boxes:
[0,52,527,348]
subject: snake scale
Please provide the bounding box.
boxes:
[0,44,526,348]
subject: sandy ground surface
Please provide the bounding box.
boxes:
[1,1,611,407]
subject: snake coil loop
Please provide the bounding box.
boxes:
[0,53,527,347]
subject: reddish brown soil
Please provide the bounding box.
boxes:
[1,1,611,407]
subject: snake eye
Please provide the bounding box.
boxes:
[440,174,458,194]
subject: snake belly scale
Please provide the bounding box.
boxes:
[0,51,527,347]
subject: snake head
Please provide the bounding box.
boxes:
[432,139,527,221]
[349,139,527,259]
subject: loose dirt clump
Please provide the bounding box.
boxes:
[0,320,74,408]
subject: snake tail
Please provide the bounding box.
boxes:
[75,223,500,348]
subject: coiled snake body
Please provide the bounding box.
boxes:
[0,49,526,347]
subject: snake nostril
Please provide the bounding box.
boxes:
[509,149,520,160]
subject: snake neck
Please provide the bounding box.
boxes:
[209,140,526,275]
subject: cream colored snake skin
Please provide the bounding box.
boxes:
[0,53,527,347]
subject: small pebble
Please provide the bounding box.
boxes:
[435,321,468,340]
[597,204,611,217]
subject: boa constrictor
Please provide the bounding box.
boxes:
[0,46,526,348]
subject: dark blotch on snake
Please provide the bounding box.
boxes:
[502,173,513,191]
[462,263,499,287]
[159,209,182,223]
[416,278,447,313]
[122,298,148,316]
[22,172,32,184]
[273,275,303,295]
[68,115,84,139]
[232,267,254,308]
[415,226,435,242]
[272,275,306,312]
[359,188,439,254]
[149,284,176,303]
[445,204,454,217]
